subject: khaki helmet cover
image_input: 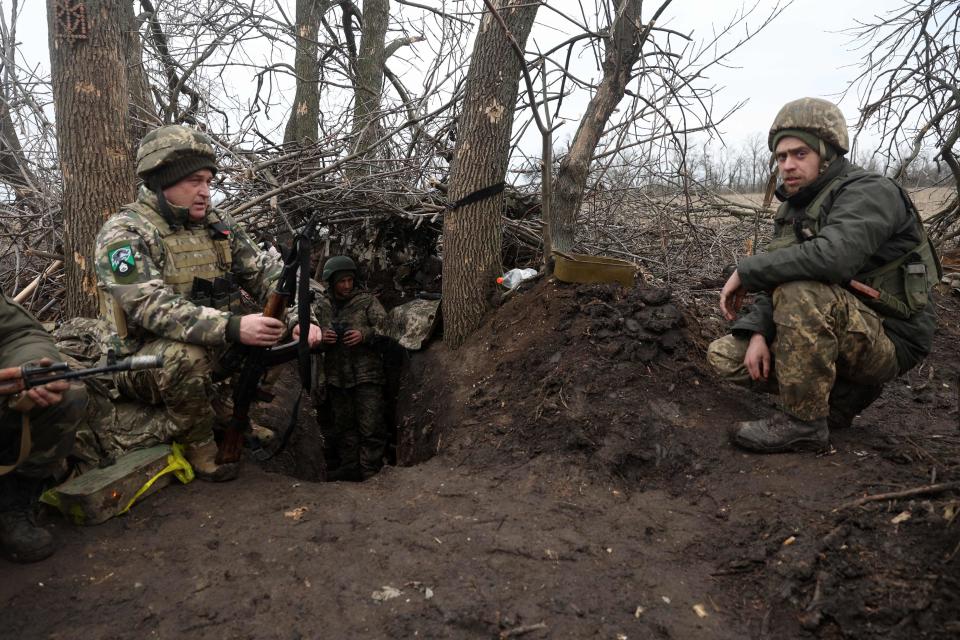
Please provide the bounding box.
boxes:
[768,98,849,156]
[136,125,217,182]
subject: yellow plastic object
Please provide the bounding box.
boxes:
[118,442,194,515]
[552,251,637,288]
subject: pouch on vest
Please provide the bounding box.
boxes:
[903,260,929,311]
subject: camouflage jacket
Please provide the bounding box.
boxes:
[314,291,387,387]
[733,157,936,373]
[95,187,283,352]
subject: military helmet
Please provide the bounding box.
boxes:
[768,98,849,155]
[322,256,357,282]
[136,125,217,184]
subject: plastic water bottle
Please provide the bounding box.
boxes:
[497,268,538,289]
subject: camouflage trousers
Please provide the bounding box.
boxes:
[708,281,899,422]
[114,338,221,445]
[322,383,386,478]
[0,338,88,480]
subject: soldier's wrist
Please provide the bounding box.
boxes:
[226,314,243,343]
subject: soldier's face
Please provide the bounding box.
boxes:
[333,275,354,299]
[775,137,820,194]
[164,169,213,220]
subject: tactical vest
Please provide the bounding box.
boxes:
[99,202,236,348]
[766,168,942,320]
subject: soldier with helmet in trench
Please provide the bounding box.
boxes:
[94,125,322,480]
[315,256,388,481]
[708,97,940,453]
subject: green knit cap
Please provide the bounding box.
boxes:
[771,128,837,160]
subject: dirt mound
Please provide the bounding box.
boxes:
[398,279,720,486]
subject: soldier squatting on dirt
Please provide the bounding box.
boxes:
[94,125,322,481]
[0,295,87,563]
[315,256,389,482]
[709,98,941,453]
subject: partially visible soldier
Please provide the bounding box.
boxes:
[315,256,388,481]
[95,125,321,481]
[0,294,87,562]
[709,97,940,453]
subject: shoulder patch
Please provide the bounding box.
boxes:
[107,243,138,282]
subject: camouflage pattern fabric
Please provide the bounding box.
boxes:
[314,291,387,387]
[113,338,218,445]
[709,281,899,421]
[768,97,849,153]
[95,187,283,354]
[386,299,440,350]
[0,295,87,478]
[323,383,386,477]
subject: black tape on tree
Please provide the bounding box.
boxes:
[446,182,505,211]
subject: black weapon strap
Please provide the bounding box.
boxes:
[255,234,313,461]
[446,182,505,211]
[296,234,312,388]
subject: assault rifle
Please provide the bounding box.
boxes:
[216,222,317,465]
[0,353,163,396]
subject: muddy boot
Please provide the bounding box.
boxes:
[729,413,829,453]
[184,440,239,482]
[0,508,55,563]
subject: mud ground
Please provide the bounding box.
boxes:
[2,279,958,639]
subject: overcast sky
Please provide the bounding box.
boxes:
[9,0,905,151]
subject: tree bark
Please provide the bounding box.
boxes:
[47,0,135,318]
[284,0,325,144]
[442,0,539,348]
[350,0,389,164]
[549,0,656,256]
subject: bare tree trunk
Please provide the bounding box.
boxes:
[47,0,135,318]
[442,0,539,348]
[124,0,156,149]
[350,0,388,162]
[549,0,664,256]
[284,0,324,144]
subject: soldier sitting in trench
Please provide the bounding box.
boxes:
[0,294,87,563]
[94,125,322,481]
[709,98,940,453]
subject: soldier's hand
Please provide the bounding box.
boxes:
[21,359,69,408]
[744,333,771,381]
[292,323,324,347]
[239,314,286,346]
[719,269,746,321]
[342,329,363,347]
[321,327,339,344]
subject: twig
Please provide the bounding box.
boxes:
[837,481,960,510]
[500,622,547,638]
[12,260,62,304]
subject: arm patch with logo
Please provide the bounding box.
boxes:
[107,243,138,283]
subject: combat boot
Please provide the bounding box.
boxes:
[0,508,56,563]
[184,440,239,482]
[729,413,829,453]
